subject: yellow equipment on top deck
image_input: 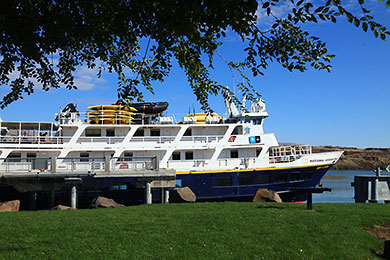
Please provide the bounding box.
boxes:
[87,105,137,112]
[85,105,137,125]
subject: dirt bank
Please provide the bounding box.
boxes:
[313,146,390,171]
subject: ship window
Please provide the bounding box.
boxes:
[172,152,181,160]
[217,176,232,186]
[274,173,288,183]
[151,129,160,136]
[86,129,101,137]
[257,174,271,185]
[111,182,128,190]
[253,119,262,125]
[27,153,36,158]
[230,150,238,158]
[124,152,133,161]
[256,148,262,157]
[184,128,192,136]
[8,153,21,162]
[304,172,314,180]
[106,129,115,137]
[185,151,193,160]
[290,172,303,182]
[80,153,89,162]
[232,126,243,135]
[239,175,253,185]
[134,129,144,136]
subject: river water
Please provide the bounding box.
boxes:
[312,170,383,203]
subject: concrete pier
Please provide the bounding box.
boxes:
[0,156,176,209]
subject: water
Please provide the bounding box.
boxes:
[312,170,378,203]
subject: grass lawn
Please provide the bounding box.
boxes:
[0,202,389,259]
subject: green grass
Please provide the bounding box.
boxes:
[0,202,388,259]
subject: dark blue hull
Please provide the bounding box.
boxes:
[175,164,333,202]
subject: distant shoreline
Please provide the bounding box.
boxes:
[313,146,390,171]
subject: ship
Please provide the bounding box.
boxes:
[0,96,343,207]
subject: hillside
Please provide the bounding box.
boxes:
[312,146,390,170]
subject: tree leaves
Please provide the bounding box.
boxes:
[0,0,388,111]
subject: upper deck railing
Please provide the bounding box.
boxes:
[0,156,158,173]
[269,145,312,164]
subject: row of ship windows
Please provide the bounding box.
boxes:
[84,127,241,137]
[171,149,262,160]
[216,172,315,186]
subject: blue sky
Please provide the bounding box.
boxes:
[0,2,389,148]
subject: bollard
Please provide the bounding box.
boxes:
[70,186,77,208]
[145,181,152,204]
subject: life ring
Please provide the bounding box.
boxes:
[120,163,129,169]
[228,136,236,142]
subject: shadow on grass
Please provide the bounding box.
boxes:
[0,246,30,253]
[255,205,287,210]
[371,248,387,259]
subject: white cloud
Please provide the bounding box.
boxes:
[73,65,106,91]
[256,1,295,28]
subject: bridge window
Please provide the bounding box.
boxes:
[217,176,232,186]
[86,129,101,137]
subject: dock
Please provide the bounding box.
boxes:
[352,167,390,203]
[0,156,176,209]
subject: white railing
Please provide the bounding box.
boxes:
[56,157,106,172]
[76,137,125,144]
[111,156,157,171]
[0,156,158,173]
[180,135,224,143]
[130,136,176,144]
[0,158,52,172]
[0,136,72,145]
[268,145,312,164]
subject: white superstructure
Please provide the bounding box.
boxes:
[0,98,342,175]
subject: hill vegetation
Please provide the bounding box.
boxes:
[313,146,390,171]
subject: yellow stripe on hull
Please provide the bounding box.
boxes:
[175,163,334,175]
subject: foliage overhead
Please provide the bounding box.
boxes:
[0,0,389,110]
